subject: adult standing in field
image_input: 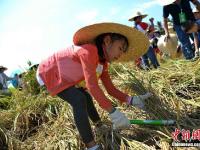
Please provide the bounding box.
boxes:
[162,0,200,60]
[36,22,153,150]
[129,12,160,69]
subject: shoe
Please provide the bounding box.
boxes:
[96,144,103,150]
[86,144,104,150]
[191,55,199,62]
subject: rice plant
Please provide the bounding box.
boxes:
[0,60,199,150]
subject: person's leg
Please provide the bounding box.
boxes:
[57,86,96,148]
[141,53,150,69]
[78,88,101,124]
[146,46,160,68]
[174,25,194,59]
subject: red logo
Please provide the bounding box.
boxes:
[172,128,200,142]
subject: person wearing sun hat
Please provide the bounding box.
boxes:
[129,12,160,69]
[146,25,163,60]
[129,12,149,69]
[0,66,13,95]
[128,11,148,32]
[36,22,153,149]
[161,0,200,60]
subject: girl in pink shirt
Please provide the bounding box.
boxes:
[37,22,152,150]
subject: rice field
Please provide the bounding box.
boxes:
[0,59,199,150]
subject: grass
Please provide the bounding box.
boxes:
[0,59,199,150]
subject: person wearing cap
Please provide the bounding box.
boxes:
[162,0,200,60]
[0,66,13,95]
[129,12,160,69]
[36,22,152,149]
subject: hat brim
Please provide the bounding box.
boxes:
[128,15,148,21]
[0,66,8,70]
[73,22,149,61]
[159,0,175,6]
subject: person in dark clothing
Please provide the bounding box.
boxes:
[162,0,200,60]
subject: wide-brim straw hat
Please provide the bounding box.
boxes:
[0,66,8,70]
[128,12,148,21]
[73,22,150,61]
[158,0,176,6]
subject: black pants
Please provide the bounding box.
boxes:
[57,86,101,144]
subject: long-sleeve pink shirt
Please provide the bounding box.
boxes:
[38,44,129,110]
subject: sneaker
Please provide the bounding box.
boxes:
[96,144,103,150]
[87,144,104,150]
[191,55,199,61]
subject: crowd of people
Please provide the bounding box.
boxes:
[128,0,200,70]
[1,0,200,149]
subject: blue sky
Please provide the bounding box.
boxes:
[0,0,173,73]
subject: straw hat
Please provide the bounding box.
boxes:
[128,12,148,21]
[73,22,150,61]
[0,66,8,71]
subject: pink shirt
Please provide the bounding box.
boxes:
[38,44,129,110]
